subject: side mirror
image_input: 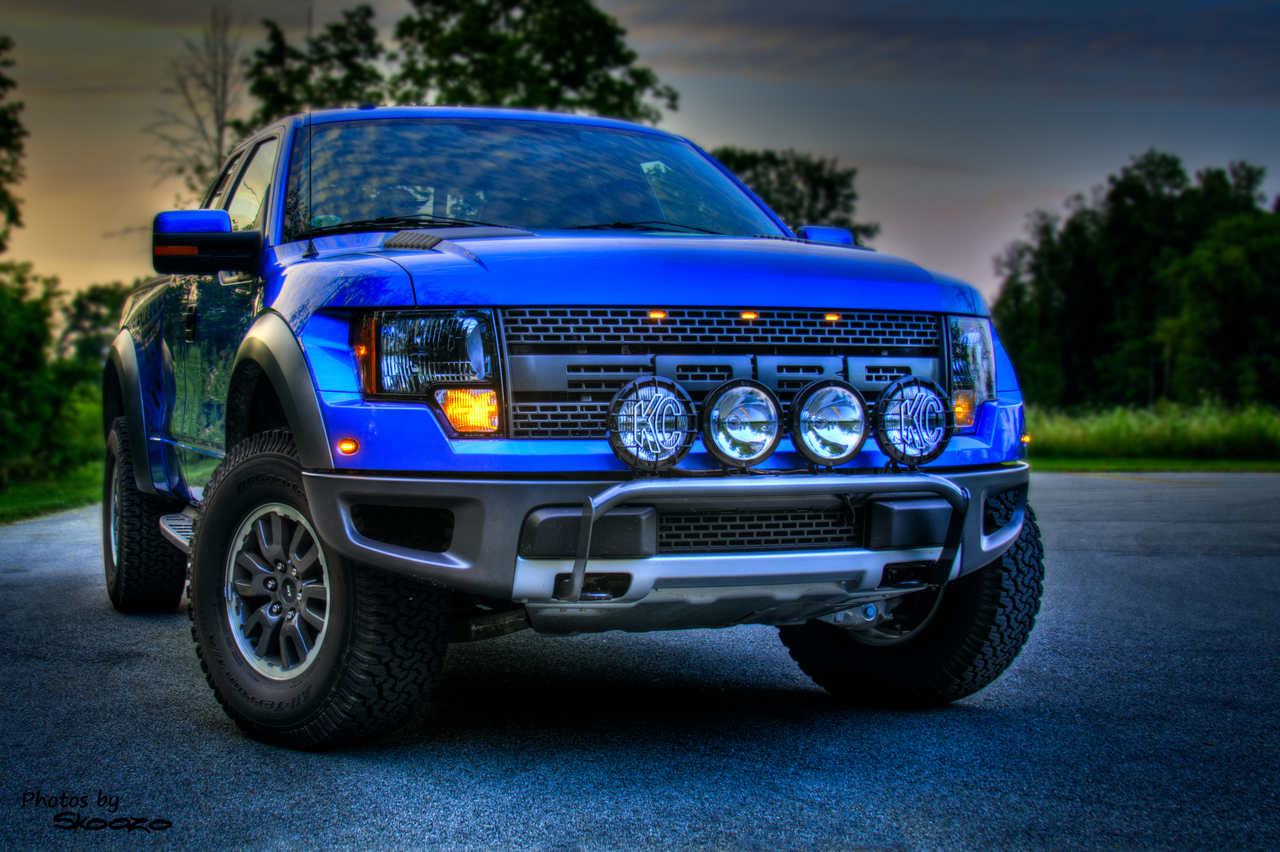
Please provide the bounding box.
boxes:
[152,210,262,275]
[796,225,854,247]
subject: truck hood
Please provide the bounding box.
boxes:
[378,233,988,315]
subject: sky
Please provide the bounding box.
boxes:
[2,0,1278,301]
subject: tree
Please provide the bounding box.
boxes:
[1157,214,1280,405]
[991,150,1270,407]
[240,4,386,132]
[710,147,879,242]
[0,35,28,254]
[392,0,677,124]
[0,261,60,485]
[58,281,132,368]
[146,6,246,198]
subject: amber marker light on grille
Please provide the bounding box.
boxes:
[648,310,666,320]
[436,389,499,433]
[740,311,759,320]
[825,313,841,322]
[337,438,359,455]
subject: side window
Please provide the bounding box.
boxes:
[204,152,244,210]
[225,138,281,231]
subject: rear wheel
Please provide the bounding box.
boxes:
[101,417,187,613]
[188,430,450,749]
[780,505,1045,708]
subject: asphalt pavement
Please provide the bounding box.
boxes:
[1,472,1277,851]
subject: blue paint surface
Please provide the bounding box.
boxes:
[153,209,231,234]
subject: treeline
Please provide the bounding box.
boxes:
[992,150,1280,408]
[0,264,131,486]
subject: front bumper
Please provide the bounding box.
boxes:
[303,463,1029,634]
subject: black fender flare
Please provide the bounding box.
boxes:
[232,311,334,470]
[105,329,158,495]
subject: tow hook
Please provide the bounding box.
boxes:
[821,599,893,631]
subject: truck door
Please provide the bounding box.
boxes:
[177,136,281,500]
[160,149,244,500]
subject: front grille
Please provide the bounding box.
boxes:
[511,401,611,439]
[503,308,939,349]
[658,507,860,553]
[865,365,912,383]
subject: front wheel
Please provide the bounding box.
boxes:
[779,504,1045,708]
[188,430,449,749]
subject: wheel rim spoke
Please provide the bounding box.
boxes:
[254,513,286,564]
[299,584,327,630]
[233,551,275,597]
[242,605,283,658]
[281,617,311,667]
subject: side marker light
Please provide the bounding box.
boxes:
[337,438,359,455]
[1022,434,1032,444]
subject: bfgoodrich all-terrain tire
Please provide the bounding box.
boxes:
[779,502,1045,708]
[102,417,187,614]
[188,430,449,750]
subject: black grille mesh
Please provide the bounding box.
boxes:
[658,507,860,553]
[503,308,939,348]
[511,401,611,439]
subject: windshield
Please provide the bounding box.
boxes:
[282,118,784,242]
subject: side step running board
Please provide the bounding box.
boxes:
[159,507,198,555]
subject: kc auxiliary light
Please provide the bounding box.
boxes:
[700,379,782,467]
[873,376,954,466]
[788,379,869,467]
[606,376,697,471]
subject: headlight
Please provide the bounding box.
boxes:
[700,379,782,468]
[947,315,995,431]
[606,376,696,471]
[353,309,501,434]
[787,380,869,467]
[873,376,953,466]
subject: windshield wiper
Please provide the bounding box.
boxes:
[308,214,517,238]
[562,220,724,235]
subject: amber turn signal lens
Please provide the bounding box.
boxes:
[436,389,499,433]
[337,438,359,455]
[1022,434,1032,444]
[953,389,976,429]
[740,311,758,320]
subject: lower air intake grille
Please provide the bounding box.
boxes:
[657,507,860,553]
[511,402,610,439]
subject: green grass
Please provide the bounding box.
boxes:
[1025,402,1280,460]
[1028,457,1280,472]
[0,463,102,525]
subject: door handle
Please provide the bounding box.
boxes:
[183,305,198,342]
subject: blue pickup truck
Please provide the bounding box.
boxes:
[103,106,1042,749]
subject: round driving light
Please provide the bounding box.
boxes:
[699,379,783,467]
[606,376,696,471]
[787,379,869,466]
[873,376,954,466]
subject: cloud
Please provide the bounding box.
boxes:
[601,0,1280,103]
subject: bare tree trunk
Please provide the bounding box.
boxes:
[145,5,245,202]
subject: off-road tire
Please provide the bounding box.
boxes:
[779,500,1044,708]
[188,430,449,749]
[102,416,187,613]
